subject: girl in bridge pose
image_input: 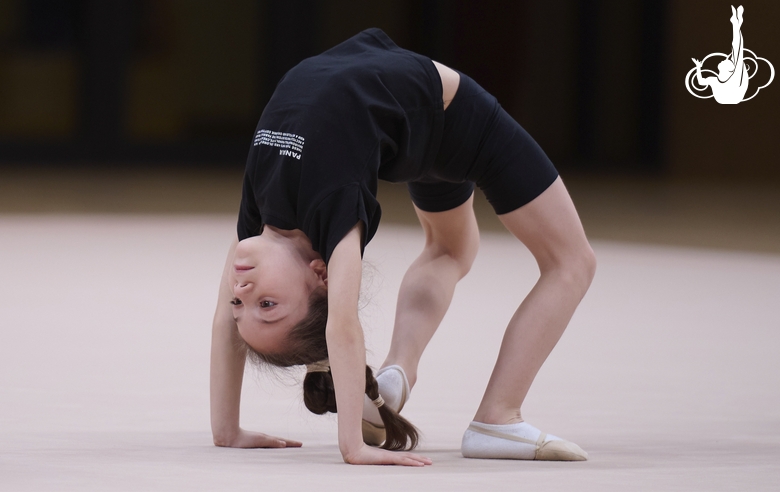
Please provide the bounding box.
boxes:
[210,28,595,466]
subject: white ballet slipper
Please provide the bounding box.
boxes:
[461,421,588,461]
[361,365,410,446]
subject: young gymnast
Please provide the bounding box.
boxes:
[210,28,596,466]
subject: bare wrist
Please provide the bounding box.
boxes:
[212,426,241,447]
[339,438,364,461]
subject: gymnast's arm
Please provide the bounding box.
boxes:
[209,235,302,448]
[323,224,370,462]
[693,59,711,86]
[326,223,430,466]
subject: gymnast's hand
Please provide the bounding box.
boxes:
[342,443,432,466]
[692,58,703,67]
[215,428,303,448]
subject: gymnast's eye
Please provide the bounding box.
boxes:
[260,300,277,308]
[230,298,242,306]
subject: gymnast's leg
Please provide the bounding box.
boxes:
[381,195,480,388]
[730,5,745,69]
[462,177,596,460]
[360,191,478,447]
[472,178,595,424]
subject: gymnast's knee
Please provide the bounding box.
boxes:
[543,243,596,294]
[423,225,479,279]
[450,222,480,278]
[569,244,596,293]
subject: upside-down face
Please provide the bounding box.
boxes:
[231,234,327,354]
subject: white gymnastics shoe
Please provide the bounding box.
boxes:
[361,365,410,446]
[461,421,588,461]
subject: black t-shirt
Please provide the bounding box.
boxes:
[237,28,444,264]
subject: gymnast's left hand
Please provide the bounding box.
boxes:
[342,443,432,466]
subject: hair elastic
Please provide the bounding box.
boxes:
[372,395,385,408]
[306,359,330,373]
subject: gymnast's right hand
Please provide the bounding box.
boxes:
[342,443,432,466]
[214,428,302,448]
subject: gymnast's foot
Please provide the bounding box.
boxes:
[461,421,588,461]
[731,5,744,26]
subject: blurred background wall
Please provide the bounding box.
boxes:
[0,0,776,178]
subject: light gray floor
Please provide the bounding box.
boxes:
[1,216,779,491]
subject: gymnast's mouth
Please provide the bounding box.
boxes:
[234,264,255,272]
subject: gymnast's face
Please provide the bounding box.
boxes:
[230,234,327,354]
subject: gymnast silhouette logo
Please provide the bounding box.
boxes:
[685,5,774,104]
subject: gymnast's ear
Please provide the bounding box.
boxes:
[309,259,328,285]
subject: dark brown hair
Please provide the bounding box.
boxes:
[243,286,419,451]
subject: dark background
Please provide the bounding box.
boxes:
[0,0,777,179]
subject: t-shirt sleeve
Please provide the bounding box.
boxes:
[305,183,381,265]
[236,170,262,240]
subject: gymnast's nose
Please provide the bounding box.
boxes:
[234,281,253,296]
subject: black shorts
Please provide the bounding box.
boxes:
[408,71,559,214]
